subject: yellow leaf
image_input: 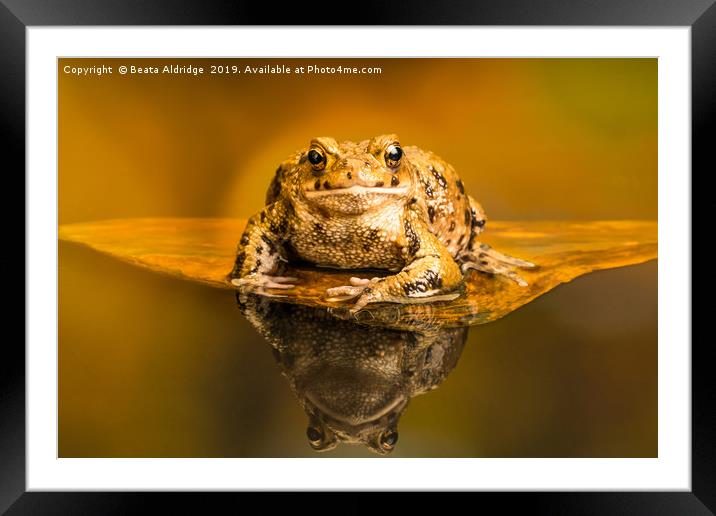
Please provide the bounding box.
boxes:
[59,218,656,327]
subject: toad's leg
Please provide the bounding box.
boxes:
[228,202,297,296]
[456,196,536,286]
[326,216,465,313]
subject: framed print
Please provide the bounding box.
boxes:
[5,0,711,512]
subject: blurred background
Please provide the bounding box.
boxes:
[58,58,657,458]
[59,58,657,224]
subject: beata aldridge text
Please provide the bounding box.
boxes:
[126,65,204,75]
[62,64,204,76]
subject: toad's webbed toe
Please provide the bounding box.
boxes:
[458,242,536,286]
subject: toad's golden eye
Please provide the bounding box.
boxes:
[307,148,326,172]
[379,429,398,450]
[385,144,403,169]
[306,425,324,446]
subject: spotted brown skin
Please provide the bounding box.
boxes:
[230,134,535,310]
[236,293,469,455]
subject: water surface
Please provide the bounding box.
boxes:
[59,241,656,457]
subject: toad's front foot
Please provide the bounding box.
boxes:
[326,277,382,313]
[458,243,536,287]
[231,274,298,297]
[326,276,462,313]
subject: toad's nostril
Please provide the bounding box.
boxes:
[346,171,352,180]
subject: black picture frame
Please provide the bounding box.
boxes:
[4,0,711,512]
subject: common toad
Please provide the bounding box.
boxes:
[230,135,534,311]
[237,293,468,454]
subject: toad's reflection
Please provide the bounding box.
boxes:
[237,294,468,455]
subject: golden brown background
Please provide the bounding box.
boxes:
[59,58,657,458]
[59,58,656,224]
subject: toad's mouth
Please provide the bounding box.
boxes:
[305,391,407,426]
[305,185,410,198]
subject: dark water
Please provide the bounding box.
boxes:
[59,241,657,458]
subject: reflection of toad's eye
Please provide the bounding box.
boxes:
[307,149,326,171]
[385,144,403,169]
[379,430,398,450]
[306,425,324,445]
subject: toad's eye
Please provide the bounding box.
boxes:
[307,148,326,172]
[379,429,398,450]
[306,425,324,445]
[385,144,403,169]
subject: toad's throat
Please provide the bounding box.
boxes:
[305,185,410,198]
